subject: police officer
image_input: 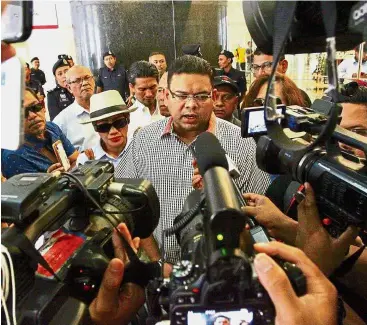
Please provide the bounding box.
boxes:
[25,62,45,101]
[47,58,74,121]
[30,57,46,85]
[216,50,247,98]
[96,51,129,102]
[58,54,74,67]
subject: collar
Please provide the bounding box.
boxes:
[134,99,160,115]
[162,112,217,137]
[71,100,90,119]
[24,126,50,149]
[94,137,131,160]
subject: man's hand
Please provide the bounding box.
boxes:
[242,193,298,244]
[295,182,359,276]
[192,159,203,190]
[47,163,64,174]
[254,241,338,325]
[89,223,145,325]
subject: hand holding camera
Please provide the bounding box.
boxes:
[89,223,145,325]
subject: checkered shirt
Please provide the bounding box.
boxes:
[114,115,271,263]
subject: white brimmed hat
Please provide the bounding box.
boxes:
[80,90,137,124]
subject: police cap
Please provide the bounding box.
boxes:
[52,58,70,75]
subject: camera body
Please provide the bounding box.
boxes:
[1,161,160,324]
[151,188,306,325]
[243,97,367,237]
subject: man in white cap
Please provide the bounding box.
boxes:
[77,90,136,168]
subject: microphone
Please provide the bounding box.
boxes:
[195,132,271,244]
[195,132,245,251]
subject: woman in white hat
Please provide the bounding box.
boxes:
[77,90,137,168]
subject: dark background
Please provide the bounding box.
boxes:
[70,0,228,74]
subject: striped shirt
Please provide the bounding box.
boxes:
[115,114,271,263]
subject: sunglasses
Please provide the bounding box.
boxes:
[93,117,129,133]
[25,103,43,118]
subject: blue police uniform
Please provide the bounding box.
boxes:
[47,85,75,121]
[96,65,129,102]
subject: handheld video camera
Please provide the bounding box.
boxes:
[148,133,306,325]
[1,161,160,325]
[241,1,367,238]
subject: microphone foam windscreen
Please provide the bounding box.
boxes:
[195,132,229,175]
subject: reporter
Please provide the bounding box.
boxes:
[242,193,298,245]
[89,223,145,325]
[254,241,338,325]
[296,183,359,276]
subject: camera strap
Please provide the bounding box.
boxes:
[266,1,339,154]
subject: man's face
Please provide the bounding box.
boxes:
[340,102,367,158]
[95,114,129,151]
[131,77,158,107]
[218,55,231,69]
[157,72,170,117]
[149,54,167,74]
[214,317,230,325]
[55,66,70,88]
[166,73,215,134]
[32,59,40,69]
[24,64,30,81]
[213,85,238,121]
[104,55,116,70]
[67,67,95,101]
[24,90,46,136]
[252,54,287,78]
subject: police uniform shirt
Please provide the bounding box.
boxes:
[47,85,75,121]
[30,68,46,85]
[26,79,45,97]
[96,65,129,101]
[215,67,247,95]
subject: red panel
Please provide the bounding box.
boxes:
[33,25,59,30]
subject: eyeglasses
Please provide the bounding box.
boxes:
[253,97,282,106]
[251,61,273,73]
[25,103,43,118]
[169,89,212,102]
[348,127,367,137]
[216,93,238,103]
[93,117,129,133]
[68,75,93,85]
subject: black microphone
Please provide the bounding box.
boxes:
[195,132,271,244]
[195,132,245,252]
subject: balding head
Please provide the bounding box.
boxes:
[65,65,95,102]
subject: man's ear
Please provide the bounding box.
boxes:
[211,88,218,102]
[66,82,73,94]
[129,83,135,95]
[279,59,288,74]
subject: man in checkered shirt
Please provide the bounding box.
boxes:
[115,55,271,267]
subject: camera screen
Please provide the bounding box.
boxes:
[187,308,254,325]
[247,108,283,136]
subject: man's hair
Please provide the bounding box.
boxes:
[25,62,30,69]
[65,65,92,84]
[167,55,213,89]
[242,73,306,108]
[25,87,39,101]
[149,51,166,58]
[128,61,159,85]
[253,47,285,62]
